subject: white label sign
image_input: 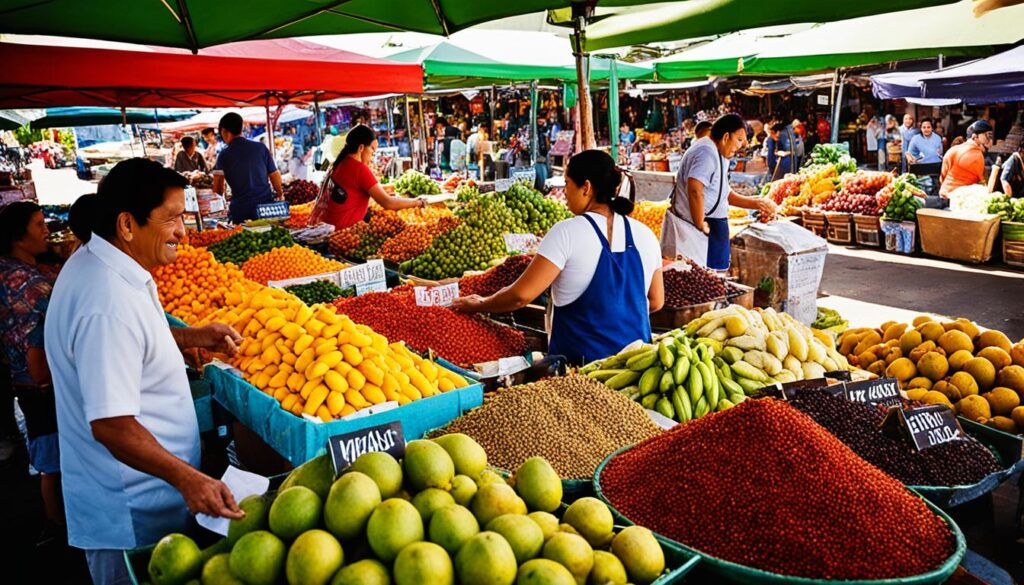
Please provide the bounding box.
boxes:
[817,94,830,106]
[504,233,541,254]
[184,186,199,213]
[415,283,460,307]
[785,250,827,326]
[340,259,387,290]
[494,178,513,192]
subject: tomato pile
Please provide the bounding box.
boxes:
[333,292,528,365]
[459,254,533,297]
[284,179,319,205]
[241,244,347,285]
[185,226,242,248]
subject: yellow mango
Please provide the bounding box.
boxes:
[243,341,261,357]
[281,394,299,411]
[269,370,289,389]
[316,406,333,423]
[265,316,287,333]
[396,394,412,406]
[420,361,438,383]
[300,377,323,400]
[340,404,356,417]
[439,378,455,392]
[334,361,353,376]
[322,322,343,339]
[361,384,386,405]
[305,319,325,337]
[260,332,283,352]
[358,362,385,387]
[254,309,274,325]
[326,391,346,416]
[245,359,265,375]
[293,334,315,355]
[280,323,303,341]
[261,345,281,365]
[304,385,330,415]
[350,332,372,348]
[242,319,263,337]
[341,344,363,366]
[289,401,305,416]
[316,308,339,325]
[281,350,297,366]
[287,372,305,392]
[345,388,370,408]
[294,305,314,327]
[347,368,366,391]
[306,361,330,380]
[253,372,271,389]
[324,370,349,394]
[315,341,339,357]
[273,387,290,402]
[295,347,316,374]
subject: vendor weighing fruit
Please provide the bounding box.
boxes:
[45,159,244,584]
[453,150,664,365]
[321,125,426,230]
[661,114,777,269]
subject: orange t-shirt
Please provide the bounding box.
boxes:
[939,141,985,197]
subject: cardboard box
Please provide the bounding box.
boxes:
[916,209,1000,264]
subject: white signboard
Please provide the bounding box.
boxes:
[414,283,460,307]
[503,233,541,254]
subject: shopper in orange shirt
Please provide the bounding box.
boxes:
[939,120,992,202]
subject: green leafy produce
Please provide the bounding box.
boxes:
[987,194,1024,222]
[881,175,924,222]
[393,170,441,197]
[208,227,294,265]
[284,280,354,305]
[812,307,848,331]
[806,143,856,175]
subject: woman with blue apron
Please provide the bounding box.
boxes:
[660,114,777,269]
[452,150,664,365]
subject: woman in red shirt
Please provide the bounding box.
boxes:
[326,125,425,229]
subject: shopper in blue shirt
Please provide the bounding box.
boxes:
[212,112,284,224]
[898,113,919,173]
[906,118,944,166]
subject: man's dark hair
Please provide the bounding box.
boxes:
[201,127,215,137]
[919,118,933,127]
[72,158,188,243]
[695,121,713,136]
[0,200,43,255]
[770,122,786,133]
[181,136,195,149]
[218,112,244,136]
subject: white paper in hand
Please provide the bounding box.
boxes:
[196,466,270,536]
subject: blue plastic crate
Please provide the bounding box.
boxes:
[205,364,483,466]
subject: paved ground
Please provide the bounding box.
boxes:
[30,160,97,206]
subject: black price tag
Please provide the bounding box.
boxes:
[822,382,847,398]
[327,421,405,477]
[780,378,829,399]
[825,370,852,382]
[843,377,902,408]
[900,405,964,451]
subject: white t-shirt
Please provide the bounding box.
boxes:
[537,212,662,307]
[45,235,199,549]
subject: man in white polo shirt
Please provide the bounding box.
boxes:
[45,159,244,585]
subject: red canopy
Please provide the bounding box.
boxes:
[0,38,423,108]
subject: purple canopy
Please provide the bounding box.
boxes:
[872,46,1024,103]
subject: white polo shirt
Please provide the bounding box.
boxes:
[44,235,199,550]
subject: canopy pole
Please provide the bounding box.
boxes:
[605,57,620,163]
[831,71,846,144]
[572,10,596,150]
[418,95,427,171]
[404,95,414,166]
[386,97,395,147]
[313,96,323,145]
[529,81,539,164]
[265,97,276,161]
[489,85,496,139]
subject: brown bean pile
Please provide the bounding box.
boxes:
[428,374,661,479]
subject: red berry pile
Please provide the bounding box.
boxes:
[841,171,893,196]
[333,292,528,366]
[663,259,727,308]
[599,398,956,581]
[820,192,882,215]
[459,254,534,297]
[284,180,319,205]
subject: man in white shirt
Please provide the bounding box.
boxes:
[45,159,244,585]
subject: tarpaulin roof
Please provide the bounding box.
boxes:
[650,24,811,81]
[28,107,195,129]
[152,106,313,134]
[387,34,653,89]
[739,0,1024,76]
[0,38,423,108]
[581,0,961,51]
[0,1,662,51]
[922,45,1024,103]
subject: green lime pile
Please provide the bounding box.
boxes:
[145,436,668,585]
[882,176,924,222]
[456,183,481,203]
[394,170,441,197]
[208,227,294,265]
[501,182,572,236]
[402,196,516,279]
[284,280,354,305]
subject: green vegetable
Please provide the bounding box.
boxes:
[284,280,354,305]
[208,227,293,265]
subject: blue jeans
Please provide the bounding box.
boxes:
[85,549,131,585]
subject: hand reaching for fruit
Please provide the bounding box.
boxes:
[756,198,777,223]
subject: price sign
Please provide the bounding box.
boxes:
[503,233,541,254]
[900,405,964,451]
[494,178,513,192]
[843,377,902,408]
[327,421,405,476]
[256,201,290,219]
[817,94,830,106]
[339,259,387,294]
[510,167,536,184]
[415,283,460,307]
[184,186,200,213]
[825,370,852,382]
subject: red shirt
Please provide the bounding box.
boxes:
[327,156,378,229]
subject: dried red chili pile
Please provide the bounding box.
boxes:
[459,254,534,297]
[334,292,527,366]
[599,399,956,580]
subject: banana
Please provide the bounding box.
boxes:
[731,360,769,383]
[586,369,628,382]
[626,350,659,371]
[671,387,692,422]
[687,364,704,403]
[638,366,663,396]
[696,362,714,394]
[672,355,691,385]
[655,397,675,420]
[605,370,642,390]
[659,370,676,394]
[787,327,809,361]
[693,396,710,419]
[658,340,676,369]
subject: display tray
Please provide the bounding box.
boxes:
[910,417,1024,508]
[824,212,854,245]
[651,299,724,332]
[205,363,483,466]
[916,209,1000,264]
[1003,239,1024,269]
[594,445,966,585]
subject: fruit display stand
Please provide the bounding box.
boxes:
[823,212,854,245]
[916,209,1000,264]
[650,299,721,332]
[205,363,483,466]
[593,446,967,585]
[910,417,1024,509]
[853,214,883,248]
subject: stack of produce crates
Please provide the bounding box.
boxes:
[1001,221,1024,268]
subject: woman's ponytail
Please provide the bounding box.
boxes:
[339,124,377,159]
[566,149,635,215]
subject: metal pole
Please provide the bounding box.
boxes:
[404,95,414,165]
[313,96,323,144]
[265,97,276,160]
[529,81,539,164]
[831,72,846,144]
[572,16,596,150]
[385,98,395,147]
[607,58,620,162]
[417,95,427,171]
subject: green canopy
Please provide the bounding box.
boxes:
[0,0,657,51]
[580,0,961,51]
[29,107,196,129]
[651,24,807,81]
[388,38,652,89]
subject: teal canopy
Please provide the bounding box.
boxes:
[30,107,196,129]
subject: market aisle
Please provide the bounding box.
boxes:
[820,244,1024,341]
[28,159,96,206]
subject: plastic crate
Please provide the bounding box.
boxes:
[853,214,882,247]
[593,445,966,585]
[881,220,917,255]
[1003,239,1024,269]
[824,212,853,244]
[205,363,483,466]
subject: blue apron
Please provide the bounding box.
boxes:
[548,214,652,366]
[706,217,731,270]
